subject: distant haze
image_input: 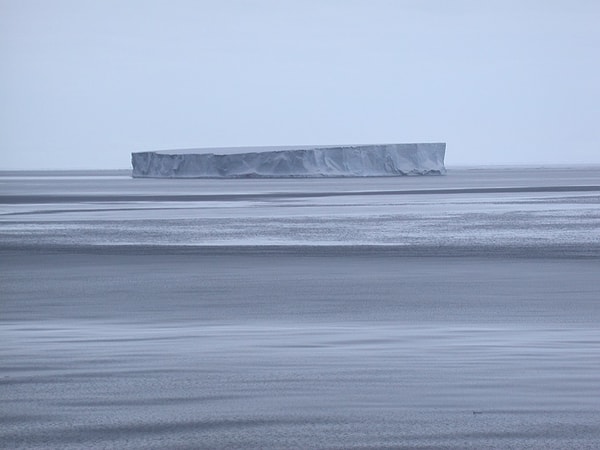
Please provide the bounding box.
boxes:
[1,0,599,169]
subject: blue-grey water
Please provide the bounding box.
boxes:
[1,167,600,449]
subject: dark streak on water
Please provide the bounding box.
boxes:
[1,184,600,204]
[2,243,600,259]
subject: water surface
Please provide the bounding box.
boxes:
[1,167,599,449]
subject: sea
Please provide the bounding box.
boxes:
[1,166,599,449]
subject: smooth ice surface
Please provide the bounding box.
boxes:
[1,166,600,449]
[131,143,446,178]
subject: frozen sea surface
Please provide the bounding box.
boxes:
[1,166,600,449]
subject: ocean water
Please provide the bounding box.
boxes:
[1,167,600,449]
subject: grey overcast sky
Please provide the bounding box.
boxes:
[1,0,599,169]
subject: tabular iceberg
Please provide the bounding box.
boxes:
[131,143,446,178]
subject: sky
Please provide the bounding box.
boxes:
[1,0,599,169]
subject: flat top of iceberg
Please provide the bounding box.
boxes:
[152,143,445,156]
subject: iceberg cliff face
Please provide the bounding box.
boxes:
[131,143,446,178]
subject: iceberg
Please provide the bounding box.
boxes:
[131,143,446,178]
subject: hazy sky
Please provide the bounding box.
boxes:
[1,0,599,169]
